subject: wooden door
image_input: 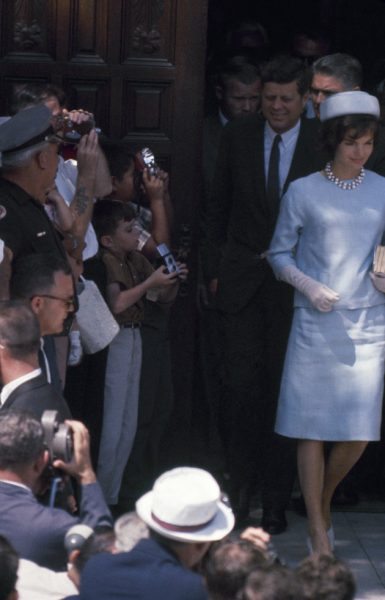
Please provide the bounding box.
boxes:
[0,0,208,462]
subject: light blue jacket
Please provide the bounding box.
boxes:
[267,170,385,309]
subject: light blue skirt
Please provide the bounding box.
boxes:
[275,305,385,441]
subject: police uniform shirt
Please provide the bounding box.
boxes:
[0,178,67,262]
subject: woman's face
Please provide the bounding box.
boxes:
[333,129,374,177]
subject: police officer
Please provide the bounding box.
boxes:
[0,104,68,298]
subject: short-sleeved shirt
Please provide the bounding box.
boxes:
[0,178,67,262]
[102,249,154,325]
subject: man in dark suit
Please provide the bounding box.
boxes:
[202,58,262,202]
[0,411,112,572]
[10,253,76,391]
[0,300,70,420]
[199,59,262,476]
[204,56,327,533]
[310,53,385,176]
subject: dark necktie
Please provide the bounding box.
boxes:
[266,134,282,213]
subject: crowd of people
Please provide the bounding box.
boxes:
[0,17,384,597]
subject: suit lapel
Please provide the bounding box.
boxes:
[251,121,269,215]
[3,374,43,409]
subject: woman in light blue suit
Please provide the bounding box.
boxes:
[268,91,385,555]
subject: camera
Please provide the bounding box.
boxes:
[134,147,160,177]
[156,243,180,275]
[41,410,74,463]
[54,114,100,143]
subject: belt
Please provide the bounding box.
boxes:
[121,322,141,329]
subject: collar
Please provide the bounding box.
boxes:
[0,178,45,209]
[264,119,301,148]
[0,479,30,492]
[0,368,42,407]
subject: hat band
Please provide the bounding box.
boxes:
[151,512,215,532]
[4,126,56,154]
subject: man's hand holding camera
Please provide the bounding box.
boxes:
[142,168,164,203]
[53,420,96,486]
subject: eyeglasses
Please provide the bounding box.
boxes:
[31,294,75,309]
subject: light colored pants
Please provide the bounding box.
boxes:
[97,327,142,504]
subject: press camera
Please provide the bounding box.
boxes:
[41,410,74,464]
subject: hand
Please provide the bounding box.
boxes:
[175,262,188,281]
[45,185,65,207]
[68,330,83,366]
[370,271,385,293]
[64,108,94,125]
[142,168,164,202]
[157,169,169,194]
[76,129,99,181]
[280,266,340,313]
[304,281,340,312]
[53,420,96,485]
[146,265,179,289]
[240,527,270,551]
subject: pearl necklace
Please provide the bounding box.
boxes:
[324,162,365,190]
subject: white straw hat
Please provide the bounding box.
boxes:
[320,91,380,121]
[136,467,235,543]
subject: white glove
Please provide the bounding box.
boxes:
[370,271,385,293]
[280,265,340,312]
[67,330,83,366]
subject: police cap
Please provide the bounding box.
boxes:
[0,104,57,162]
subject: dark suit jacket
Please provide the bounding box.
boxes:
[78,537,208,599]
[202,113,224,200]
[205,115,327,313]
[0,480,112,571]
[1,372,71,421]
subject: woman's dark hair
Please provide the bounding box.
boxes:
[321,113,379,156]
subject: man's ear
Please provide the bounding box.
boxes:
[111,176,118,192]
[301,92,309,110]
[33,449,49,476]
[30,295,43,315]
[35,148,49,169]
[100,234,113,249]
[215,85,224,102]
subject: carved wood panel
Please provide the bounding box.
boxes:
[0,0,209,463]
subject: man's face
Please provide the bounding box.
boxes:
[310,73,346,119]
[216,78,261,120]
[34,271,75,335]
[261,81,307,133]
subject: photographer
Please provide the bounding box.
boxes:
[0,412,112,571]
